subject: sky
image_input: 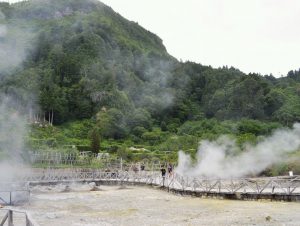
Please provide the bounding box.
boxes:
[5,0,300,76]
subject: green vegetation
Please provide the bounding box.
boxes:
[0,0,300,174]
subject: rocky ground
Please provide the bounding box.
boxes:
[5,184,300,226]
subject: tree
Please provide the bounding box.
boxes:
[127,108,152,130]
[160,121,167,131]
[96,108,128,139]
[264,89,285,117]
[89,128,100,154]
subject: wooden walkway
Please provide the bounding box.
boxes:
[1,168,299,226]
[5,168,300,201]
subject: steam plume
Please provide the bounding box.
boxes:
[0,6,34,75]
[0,96,28,182]
[176,123,300,178]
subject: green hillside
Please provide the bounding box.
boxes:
[1,0,300,173]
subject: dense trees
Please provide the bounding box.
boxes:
[1,0,300,147]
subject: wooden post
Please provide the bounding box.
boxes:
[26,215,30,226]
[8,210,13,226]
[0,212,8,226]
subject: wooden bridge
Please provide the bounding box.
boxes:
[3,168,300,201]
[24,153,300,200]
[1,168,300,225]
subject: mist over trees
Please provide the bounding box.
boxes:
[1,0,300,169]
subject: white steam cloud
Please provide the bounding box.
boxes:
[0,7,33,182]
[0,96,28,182]
[0,8,34,75]
[176,123,300,178]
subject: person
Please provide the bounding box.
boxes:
[167,163,173,176]
[141,164,145,171]
[161,167,166,177]
[161,167,166,187]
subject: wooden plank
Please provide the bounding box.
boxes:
[0,212,8,226]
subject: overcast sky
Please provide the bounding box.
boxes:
[6,0,300,76]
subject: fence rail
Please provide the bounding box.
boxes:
[0,170,299,225]
[0,209,38,226]
[7,168,299,196]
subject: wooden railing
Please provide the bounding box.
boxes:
[14,168,300,195]
[0,170,299,226]
[0,209,39,226]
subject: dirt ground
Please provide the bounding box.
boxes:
[14,184,300,226]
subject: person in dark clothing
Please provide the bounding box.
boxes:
[161,168,166,177]
[161,167,166,187]
[167,163,173,175]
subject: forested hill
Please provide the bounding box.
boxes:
[1,0,300,140]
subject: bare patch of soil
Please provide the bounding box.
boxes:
[20,185,300,226]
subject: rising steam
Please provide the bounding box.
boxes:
[0,96,28,182]
[0,6,33,182]
[176,123,300,178]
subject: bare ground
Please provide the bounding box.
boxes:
[15,185,300,226]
